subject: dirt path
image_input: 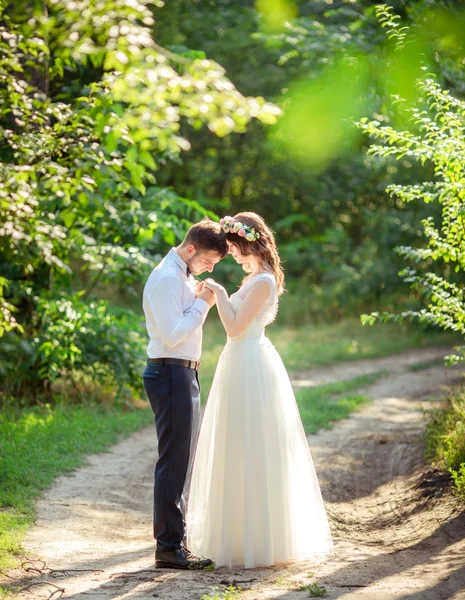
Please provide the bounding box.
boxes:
[6,346,465,600]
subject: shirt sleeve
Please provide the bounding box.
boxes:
[147,275,209,348]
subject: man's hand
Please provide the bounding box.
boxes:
[195,280,205,292]
[196,286,216,307]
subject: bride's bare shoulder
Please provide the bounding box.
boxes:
[235,271,275,296]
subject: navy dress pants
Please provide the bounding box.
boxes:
[143,362,201,552]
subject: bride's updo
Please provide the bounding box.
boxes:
[224,212,285,296]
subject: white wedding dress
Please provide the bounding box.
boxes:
[186,272,333,568]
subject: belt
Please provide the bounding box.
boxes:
[147,357,200,370]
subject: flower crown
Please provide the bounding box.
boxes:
[220,216,260,242]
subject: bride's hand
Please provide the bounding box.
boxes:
[204,278,226,295]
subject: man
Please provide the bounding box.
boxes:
[142,218,228,570]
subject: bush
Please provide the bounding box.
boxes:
[359,80,465,365]
[0,295,147,406]
[357,7,465,363]
[425,387,465,498]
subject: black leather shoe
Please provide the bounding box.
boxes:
[155,547,214,570]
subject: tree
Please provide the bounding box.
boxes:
[152,0,462,315]
[359,7,465,365]
[0,0,279,402]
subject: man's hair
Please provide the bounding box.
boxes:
[183,217,228,257]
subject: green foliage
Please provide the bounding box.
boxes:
[307,582,328,597]
[200,586,242,600]
[154,0,459,312]
[451,464,465,500]
[407,358,444,372]
[361,13,465,493]
[375,4,409,50]
[425,386,465,499]
[0,0,278,403]
[0,278,21,337]
[0,585,14,599]
[359,78,465,365]
[0,297,146,401]
[0,401,152,569]
[273,573,297,588]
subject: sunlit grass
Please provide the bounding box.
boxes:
[425,386,465,500]
[200,314,458,399]
[269,319,458,371]
[0,403,152,572]
[307,582,328,597]
[408,359,445,372]
[0,587,16,600]
[296,372,383,434]
[200,585,242,600]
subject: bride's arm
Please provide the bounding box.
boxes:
[204,279,271,337]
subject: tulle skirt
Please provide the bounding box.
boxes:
[186,333,333,568]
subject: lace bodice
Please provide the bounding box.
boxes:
[228,272,278,341]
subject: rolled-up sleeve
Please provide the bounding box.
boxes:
[147,276,209,348]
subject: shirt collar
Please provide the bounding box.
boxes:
[169,248,190,278]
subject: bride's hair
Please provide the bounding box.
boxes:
[226,212,285,295]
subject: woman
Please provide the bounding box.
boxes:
[186,212,333,568]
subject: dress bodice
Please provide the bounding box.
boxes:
[227,272,279,342]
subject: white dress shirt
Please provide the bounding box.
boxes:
[143,248,210,361]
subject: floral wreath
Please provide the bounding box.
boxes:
[220,216,260,242]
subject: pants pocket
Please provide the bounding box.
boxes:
[143,363,171,381]
[143,365,172,413]
[143,364,160,380]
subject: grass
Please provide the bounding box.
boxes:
[274,572,298,589]
[273,577,304,592]
[273,572,328,596]
[306,582,328,597]
[200,315,459,399]
[200,585,242,600]
[408,359,446,371]
[269,319,456,371]
[0,402,152,572]
[425,385,465,499]
[296,372,384,434]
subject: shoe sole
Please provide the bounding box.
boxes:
[155,561,214,570]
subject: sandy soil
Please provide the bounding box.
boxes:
[4,345,465,600]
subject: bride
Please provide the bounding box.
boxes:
[186,212,333,568]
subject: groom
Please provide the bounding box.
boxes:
[142,218,228,570]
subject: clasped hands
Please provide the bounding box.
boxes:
[194,278,226,307]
